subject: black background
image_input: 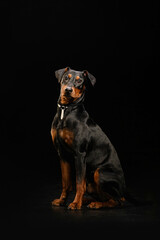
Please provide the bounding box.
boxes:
[1,0,160,235]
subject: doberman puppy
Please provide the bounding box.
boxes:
[51,67,126,210]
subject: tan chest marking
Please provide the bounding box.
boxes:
[51,128,57,144]
[59,128,74,146]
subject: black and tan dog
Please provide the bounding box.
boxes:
[51,67,126,210]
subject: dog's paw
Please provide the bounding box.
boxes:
[51,198,65,206]
[87,201,103,209]
[68,202,82,210]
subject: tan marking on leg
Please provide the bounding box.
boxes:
[94,168,100,184]
[52,160,72,206]
[68,179,86,210]
[51,128,56,144]
[93,168,116,202]
[88,199,119,209]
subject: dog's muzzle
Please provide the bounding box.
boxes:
[65,87,73,94]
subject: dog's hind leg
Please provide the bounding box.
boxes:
[87,168,124,209]
[88,199,119,209]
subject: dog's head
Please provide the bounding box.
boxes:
[55,67,96,105]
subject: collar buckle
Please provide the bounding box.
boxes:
[57,104,68,120]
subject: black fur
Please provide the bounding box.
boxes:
[51,68,126,203]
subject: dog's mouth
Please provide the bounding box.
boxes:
[64,92,72,98]
[60,93,74,105]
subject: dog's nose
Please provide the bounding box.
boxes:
[65,87,73,93]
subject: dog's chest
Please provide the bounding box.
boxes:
[58,128,74,146]
[51,127,74,148]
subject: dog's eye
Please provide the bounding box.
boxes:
[62,75,68,83]
[76,78,82,84]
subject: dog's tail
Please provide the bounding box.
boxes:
[124,190,153,206]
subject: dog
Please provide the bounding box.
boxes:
[51,67,126,210]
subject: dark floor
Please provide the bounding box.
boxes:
[2,153,160,237]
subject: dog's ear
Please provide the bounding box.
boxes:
[83,70,96,86]
[55,67,70,83]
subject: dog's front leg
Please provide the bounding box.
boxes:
[68,154,86,210]
[52,160,72,206]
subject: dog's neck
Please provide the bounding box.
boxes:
[57,92,85,121]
